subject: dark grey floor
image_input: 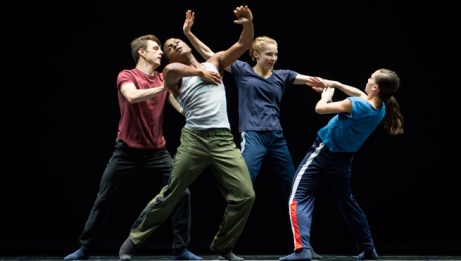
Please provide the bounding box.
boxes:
[2,255,461,260]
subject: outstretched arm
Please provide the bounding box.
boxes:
[307,77,366,115]
[307,77,367,98]
[208,5,254,71]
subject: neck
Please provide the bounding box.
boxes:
[187,56,201,68]
[253,65,272,78]
[136,61,158,76]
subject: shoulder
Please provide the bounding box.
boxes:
[202,62,219,73]
[231,60,250,72]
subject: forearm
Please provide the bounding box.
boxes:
[238,21,254,50]
[122,86,167,104]
[164,62,203,79]
[184,31,215,60]
[329,81,365,97]
[168,93,184,115]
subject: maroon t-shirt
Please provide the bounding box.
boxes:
[116,68,169,150]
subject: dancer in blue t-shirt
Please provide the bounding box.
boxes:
[279,69,404,261]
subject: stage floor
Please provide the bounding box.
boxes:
[2,255,461,260]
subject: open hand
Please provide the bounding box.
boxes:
[183,10,195,34]
[307,77,327,92]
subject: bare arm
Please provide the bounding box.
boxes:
[293,74,323,93]
[167,92,184,115]
[307,77,368,114]
[307,77,367,98]
[208,5,253,72]
[163,62,222,98]
[183,10,215,60]
[183,10,232,73]
[315,87,352,115]
[120,82,168,103]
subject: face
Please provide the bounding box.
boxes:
[141,40,163,66]
[254,43,278,70]
[365,70,379,94]
[163,38,191,63]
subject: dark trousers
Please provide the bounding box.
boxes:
[78,139,191,252]
[289,137,375,252]
[240,130,295,206]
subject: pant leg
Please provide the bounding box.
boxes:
[209,129,255,253]
[325,152,375,252]
[289,138,325,251]
[240,131,268,183]
[78,139,137,248]
[140,148,192,252]
[268,130,296,206]
[128,128,210,245]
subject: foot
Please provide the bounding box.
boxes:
[210,243,244,261]
[310,247,322,260]
[173,249,203,260]
[279,248,312,261]
[64,247,90,260]
[119,237,137,261]
[357,248,378,260]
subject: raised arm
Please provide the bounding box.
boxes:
[209,5,254,71]
[183,10,215,60]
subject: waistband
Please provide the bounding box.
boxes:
[186,128,230,137]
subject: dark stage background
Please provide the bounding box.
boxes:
[3,0,460,258]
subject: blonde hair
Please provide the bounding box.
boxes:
[249,36,277,61]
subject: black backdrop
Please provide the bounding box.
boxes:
[3,0,460,257]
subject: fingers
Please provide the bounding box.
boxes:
[185,10,194,21]
[234,5,251,18]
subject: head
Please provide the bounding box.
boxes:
[368,68,400,101]
[249,36,278,68]
[130,34,162,64]
[163,38,193,63]
[369,68,404,135]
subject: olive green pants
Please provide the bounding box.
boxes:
[130,127,255,253]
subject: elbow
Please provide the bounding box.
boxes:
[125,95,138,104]
[315,106,327,114]
[163,64,174,78]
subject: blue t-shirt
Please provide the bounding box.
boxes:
[231,60,298,132]
[317,97,386,152]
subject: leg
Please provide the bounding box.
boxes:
[65,139,135,260]
[209,129,256,260]
[240,131,267,184]
[280,138,325,261]
[268,131,295,206]
[268,132,323,260]
[326,153,377,259]
[142,149,201,260]
[119,128,209,260]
